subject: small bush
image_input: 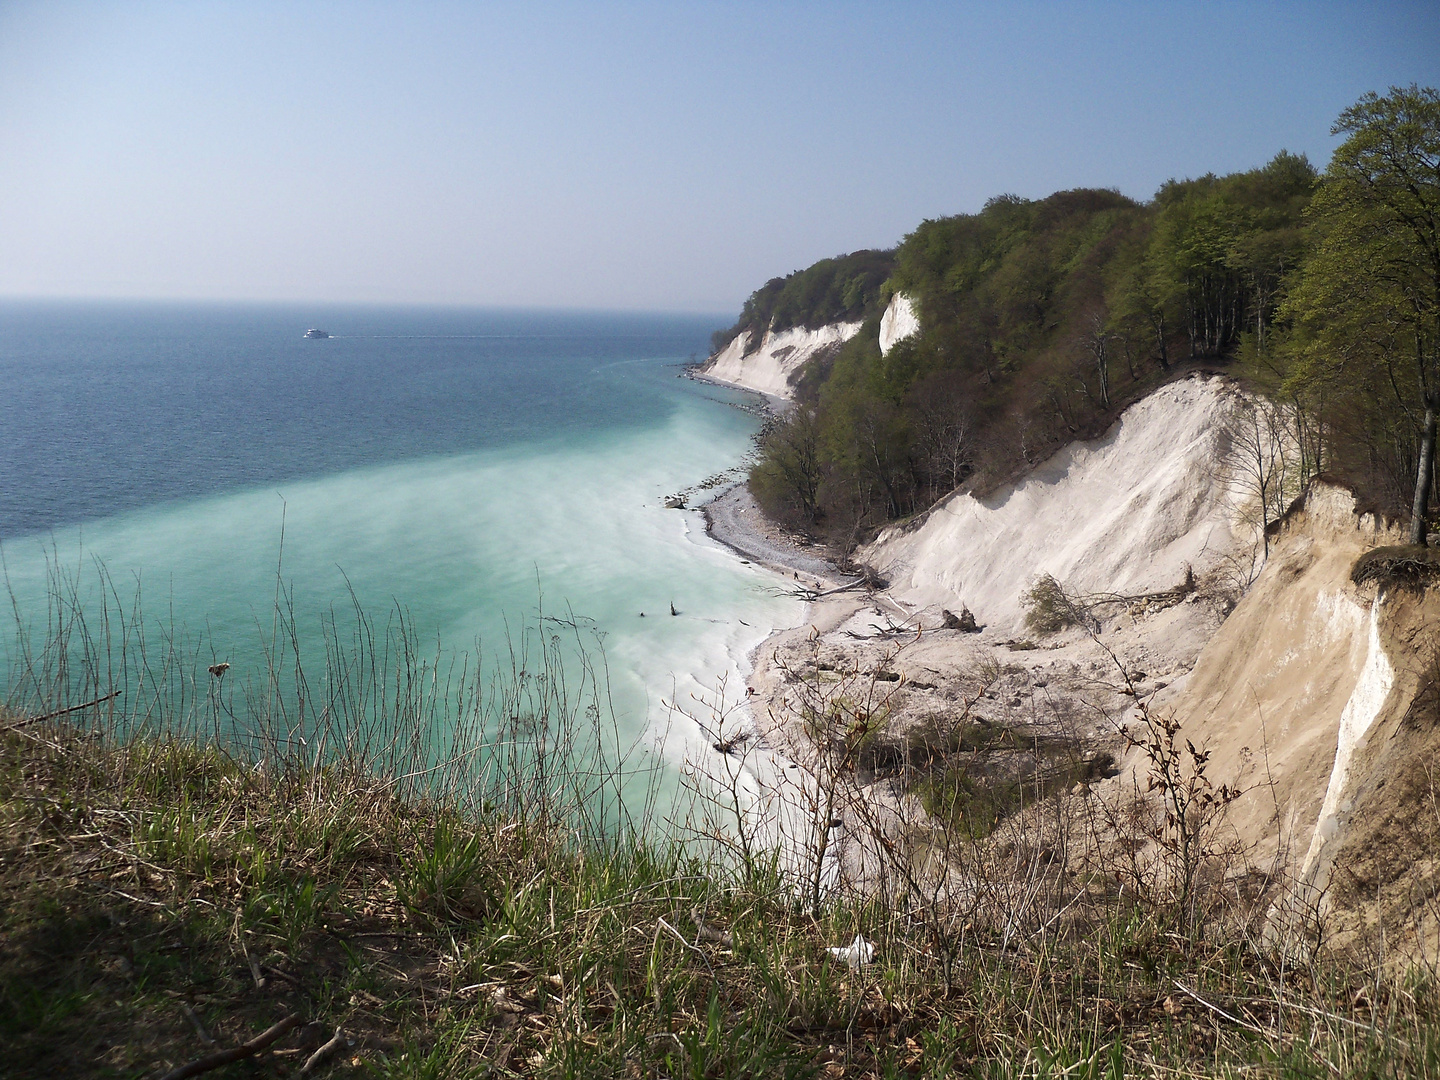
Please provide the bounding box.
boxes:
[1022,573,1096,634]
[918,767,1023,839]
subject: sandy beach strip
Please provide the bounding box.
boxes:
[684,369,793,417]
[702,484,851,589]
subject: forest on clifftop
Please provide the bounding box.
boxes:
[738,87,1439,552]
[710,248,895,355]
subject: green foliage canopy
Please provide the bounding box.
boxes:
[725,88,1437,547]
[1282,85,1440,543]
[713,249,895,355]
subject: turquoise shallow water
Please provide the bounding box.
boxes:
[0,303,799,780]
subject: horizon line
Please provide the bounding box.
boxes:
[0,292,737,321]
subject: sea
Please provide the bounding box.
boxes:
[0,300,799,797]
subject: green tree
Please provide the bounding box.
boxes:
[714,250,896,356]
[751,407,824,525]
[1110,259,1170,371]
[1285,86,1440,545]
[1149,181,1247,358]
[1223,151,1316,357]
[821,385,913,521]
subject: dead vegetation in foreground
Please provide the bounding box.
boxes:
[4,705,1440,1080]
[1,553,1437,1078]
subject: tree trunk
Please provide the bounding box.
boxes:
[1410,401,1436,547]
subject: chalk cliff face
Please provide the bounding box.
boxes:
[702,291,918,398]
[1315,575,1440,958]
[856,374,1436,954]
[703,321,862,400]
[878,293,919,356]
[1157,488,1397,883]
[866,376,1251,635]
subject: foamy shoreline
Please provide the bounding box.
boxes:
[678,489,873,882]
[665,361,872,871]
[669,437,865,871]
[685,368,793,416]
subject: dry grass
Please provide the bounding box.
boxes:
[8,710,1440,1078]
[4,567,1440,1077]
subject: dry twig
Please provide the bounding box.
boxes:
[2,690,121,732]
[300,1029,348,1075]
[156,1013,302,1080]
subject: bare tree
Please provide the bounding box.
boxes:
[910,377,975,503]
[1077,311,1113,410]
[1221,397,1305,559]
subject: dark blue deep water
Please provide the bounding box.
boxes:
[0,300,719,539]
[0,301,797,783]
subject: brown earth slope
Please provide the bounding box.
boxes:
[736,375,1438,959]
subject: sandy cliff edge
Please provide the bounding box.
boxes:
[718,370,1437,953]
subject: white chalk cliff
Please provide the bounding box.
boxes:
[878,293,920,356]
[703,293,918,398]
[859,373,1435,955]
[703,321,862,400]
[866,376,1250,635]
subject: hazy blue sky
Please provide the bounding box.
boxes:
[2,1,1437,313]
